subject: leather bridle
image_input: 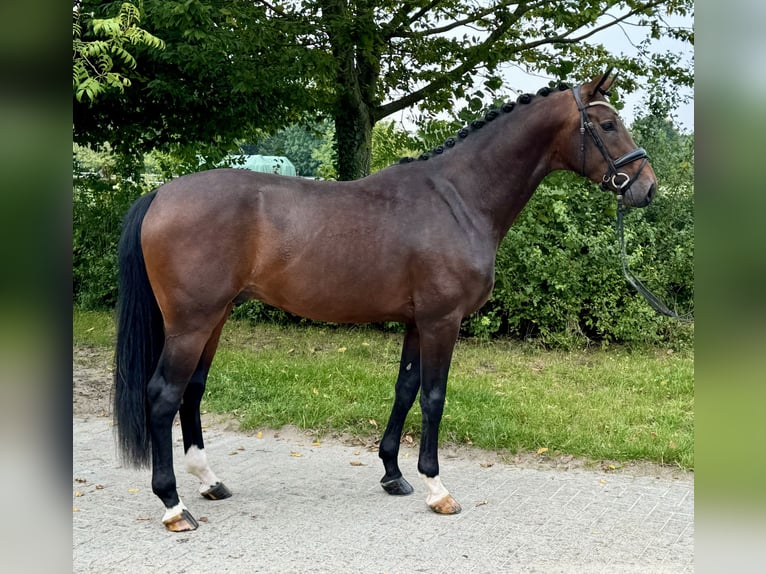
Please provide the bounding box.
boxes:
[572,84,649,193]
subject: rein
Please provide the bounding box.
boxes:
[616,196,693,322]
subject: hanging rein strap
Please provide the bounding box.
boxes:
[616,198,693,322]
[571,84,649,192]
[572,84,692,322]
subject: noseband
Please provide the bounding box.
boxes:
[572,85,648,193]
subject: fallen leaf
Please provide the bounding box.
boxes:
[337,346,347,353]
[475,500,488,507]
[290,451,302,457]
[369,419,378,427]
[480,462,493,468]
[537,447,549,455]
[350,461,366,466]
[668,440,677,449]
[136,516,151,521]
[256,431,263,439]
[75,477,87,483]
[95,484,105,490]
[599,479,607,485]
[73,507,79,513]
[74,491,84,497]
[312,387,319,395]
[312,440,321,447]
[198,516,209,523]
[127,488,139,493]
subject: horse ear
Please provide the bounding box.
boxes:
[588,67,617,98]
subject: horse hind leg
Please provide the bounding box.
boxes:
[180,313,233,501]
[379,324,420,496]
[147,326,220,532]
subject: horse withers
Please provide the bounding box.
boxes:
[113,69,656,531]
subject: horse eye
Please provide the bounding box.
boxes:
[601,121,616,131]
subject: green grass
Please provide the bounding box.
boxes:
[74,309,693,469]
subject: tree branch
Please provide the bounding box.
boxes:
[373,0,667,121]
[515,0,665,52]
[390,1,518,39]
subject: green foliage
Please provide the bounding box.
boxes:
[73,2,165,103]
[74,0,314,166]
[241,123,328,177]
[477,176,692,347]
[311,122,339,180]
[73,144,151,308]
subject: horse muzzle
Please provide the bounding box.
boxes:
[600,148,656,208]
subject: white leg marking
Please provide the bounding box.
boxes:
[185,446,221,493]
[418,473,450,507]
[162,500,187,523]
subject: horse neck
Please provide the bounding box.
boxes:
[443,95,572,244]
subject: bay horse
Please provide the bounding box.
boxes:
[113,70,656,531]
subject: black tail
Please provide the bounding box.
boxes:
[113,190,162,468]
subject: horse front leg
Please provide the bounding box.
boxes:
[416,317,462,515]
[379,323,421,495]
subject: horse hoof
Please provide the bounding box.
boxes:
[201,482,232,500]
[381,476,414,496]
[163,509,199,532]
[429,495,462,515]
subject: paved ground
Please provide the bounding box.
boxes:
[73,414,693,573]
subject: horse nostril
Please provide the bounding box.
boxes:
[647,182,656,202]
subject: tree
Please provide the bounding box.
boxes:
[73,0,316,170]
[74,1,693,179]
[279,0,694,179]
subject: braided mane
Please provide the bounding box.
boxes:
[398,83,572,164]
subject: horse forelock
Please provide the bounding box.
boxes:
[398,82,572,165]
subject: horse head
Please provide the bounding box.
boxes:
[560,68,658,208]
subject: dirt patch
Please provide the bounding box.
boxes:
[73,347,114,417]
[73,346,692,481]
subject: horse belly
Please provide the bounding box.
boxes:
[251,272,412,323]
